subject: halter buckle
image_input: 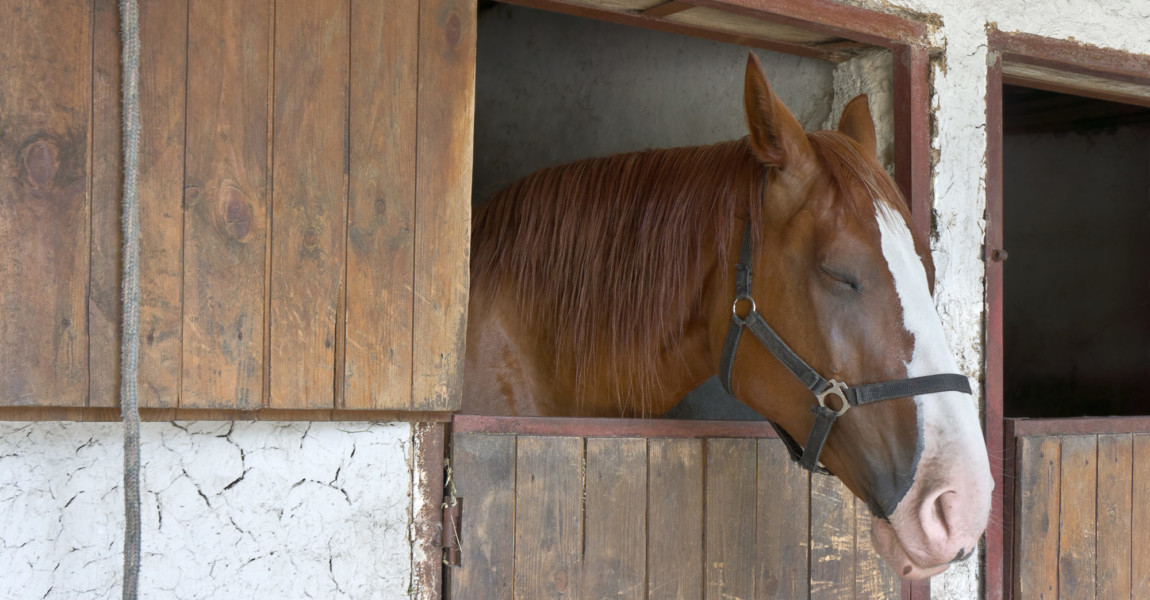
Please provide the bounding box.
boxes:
[816,379,851,416]
[731,295,756,319]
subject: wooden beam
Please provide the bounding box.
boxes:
[452,414,782,438]
[892,43,932,239]
[984,47,1006,600]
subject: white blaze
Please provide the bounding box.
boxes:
[874,203,992,564]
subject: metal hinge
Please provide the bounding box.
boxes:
[442,458,462,567]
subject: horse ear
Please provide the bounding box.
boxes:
[837,95,877,157]
[743,52,812,168]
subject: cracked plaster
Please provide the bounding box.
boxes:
[0,421,413,599]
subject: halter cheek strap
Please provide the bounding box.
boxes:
[718,220,972,474]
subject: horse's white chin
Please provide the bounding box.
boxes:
[871,516,950,580]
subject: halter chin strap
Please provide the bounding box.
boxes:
[718,220,972,474]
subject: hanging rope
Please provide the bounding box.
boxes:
[118,0,143,598]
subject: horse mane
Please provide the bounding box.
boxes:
[471,138,763,411]
[806,130,912,222]
[470,131,909,413]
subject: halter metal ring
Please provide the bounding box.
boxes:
[731,295,756,318]
[816,379,851,416]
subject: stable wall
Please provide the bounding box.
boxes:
[0,422,415,599]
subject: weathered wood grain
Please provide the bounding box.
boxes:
[0,0,91,406]
[514,436,583,599]
[1132,434,1150,598]
[1095,434,1131,600]
[88,0,122,408]
[1015,436,1061,600]
[182,0,268,409]
[343,0,418,410]
[448,433,516,600]
[647,438,704,600]
[1059,435,1097,600]
[704,438,757,600]
[269,0,349,408]
[411,0,475,411]
[854,489,900,600]
[810,473,854,600]
[755,439,809,600]
[583,438,647,599]
[135,0,188,408]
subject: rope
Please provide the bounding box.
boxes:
[118,0,143,597]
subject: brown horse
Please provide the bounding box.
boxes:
[464,53,992,579]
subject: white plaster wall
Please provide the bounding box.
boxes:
[0,421,414,599]
[830,0,1150,597]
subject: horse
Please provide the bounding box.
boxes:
[463,52,992,580]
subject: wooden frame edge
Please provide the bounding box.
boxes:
[984,45,1006,600]
[452,414,781,438]
[0,407,455,422]
[412,422,447,600]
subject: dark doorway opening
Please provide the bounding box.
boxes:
[1002,84,1150,418]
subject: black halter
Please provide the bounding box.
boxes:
[718,206,972,475]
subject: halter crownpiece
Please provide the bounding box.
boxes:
[718,217,972,475]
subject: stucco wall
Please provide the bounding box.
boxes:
[0,421,414,599]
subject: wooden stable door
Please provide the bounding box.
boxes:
[445,417,902,600]
[0,0,473,414]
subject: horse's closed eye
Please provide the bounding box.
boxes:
[820,265,862,293]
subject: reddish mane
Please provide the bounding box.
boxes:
[471,139,761,409]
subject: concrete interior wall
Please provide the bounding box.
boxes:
[1003,122,1150,417]
[473,3,837,203]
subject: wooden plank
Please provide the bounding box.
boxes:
[755,439,808,600]
[1015,436,1061,600]
[88,0,122,408]
[989,29,1150,87]
[135,0,188,408]
[647,438,704,600]
[411,423,445,600]
[1011,416,1150,437]
[269,0,349,408]
[504,0,850,63]
[343,0,418,410]
[453,415,780,438]
[449,433,517,600]
[181,0,268,409]
[810,474,855,600]
[986,51,1007,600]
[893,44,931,238]
[1132,434,1150,598]
[855,494,901,599]
[704,438,756,600]
[0,0,91,406]
[411,0,475,411]
[1095,434,1132,600]
[1059,435,1097,600]
[514,436,583,599]
[583,438,647,599]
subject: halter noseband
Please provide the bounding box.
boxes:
[718,183,972,475]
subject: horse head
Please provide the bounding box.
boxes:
[726,53,993,579]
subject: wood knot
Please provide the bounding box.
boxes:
[184,186,202,208]
[552,570,568,593]
[24,139,59,188]
[374,197,387,215]
[444,12,462,47]
[303,226,319,249]
[221,186,252,240]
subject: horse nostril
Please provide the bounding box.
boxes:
[950,548,969,564]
